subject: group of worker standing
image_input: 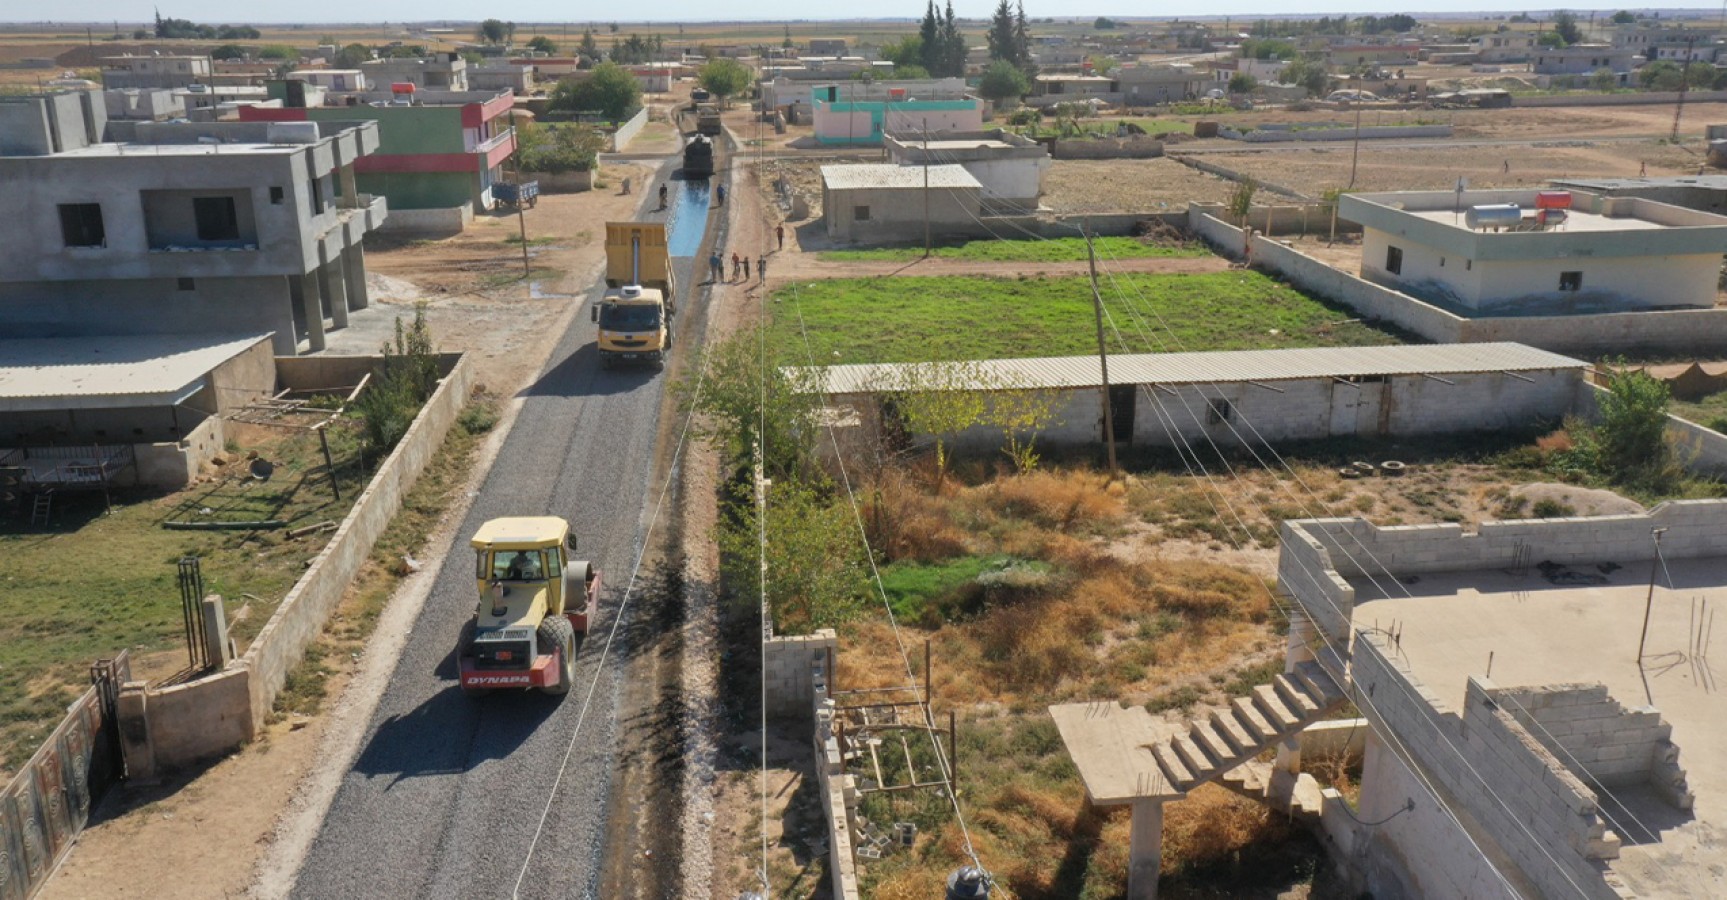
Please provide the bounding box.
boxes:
[706,224,785,286]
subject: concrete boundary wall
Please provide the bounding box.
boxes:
[610,106,650,151]
[1188,204,1727,358]
[1219,123,1452,143]
[1048,137,1164,159]
[1513,89,1727,108]
[1176,159,1310,200]
[377,204,472,236]
[138,354,474,770]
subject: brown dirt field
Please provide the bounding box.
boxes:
[1210,139,1707,197]
[37,165,660,900]
[1044,158,1241,213]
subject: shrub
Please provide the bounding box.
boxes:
[515,121,606,174]
[352,304,440,457]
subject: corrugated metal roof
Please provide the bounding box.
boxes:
[792,343,1584,396]
[819,163,981,191]
[0,333,271,412]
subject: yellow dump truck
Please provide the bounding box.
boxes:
[458,516,600,696]
[592,222,677,368]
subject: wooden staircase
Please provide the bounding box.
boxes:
[1146,660,1349,796]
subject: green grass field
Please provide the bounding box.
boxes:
[821,236,1207,264]
[770,272,1403,365]
[0,427,371,773]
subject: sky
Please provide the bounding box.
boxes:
[5,4,1718,24]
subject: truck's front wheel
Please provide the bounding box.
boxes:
[537,615,575,696]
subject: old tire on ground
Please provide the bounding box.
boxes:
[537,615,575,696]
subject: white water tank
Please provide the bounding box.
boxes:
[1465,203,1521,230]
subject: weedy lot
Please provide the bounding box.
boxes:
[768,272,1402,366]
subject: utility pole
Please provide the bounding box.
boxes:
[1672,36,1696,142]
[1084,225,1118,477]
[1638,528,1670,662]
[923,117,931,259]
[510,110,530,277]
[1346,104,1364,190]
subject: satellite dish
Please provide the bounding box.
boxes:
[249,458,275,481]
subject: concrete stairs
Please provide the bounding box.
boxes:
[1146,660,1349,797]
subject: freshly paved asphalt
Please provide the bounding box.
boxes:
[291,185,703,900]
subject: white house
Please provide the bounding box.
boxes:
[1341,188,1727,314]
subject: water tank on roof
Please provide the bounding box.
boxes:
[266,121,321,144]
[1535,191,1572,210]
[1465,203,1521,230]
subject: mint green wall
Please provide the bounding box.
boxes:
[306,106,466,155]
[355,171,472,210]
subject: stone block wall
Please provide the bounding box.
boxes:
[763,629,837,719]
[1490,683,1692,806]
[1352,633,1630,900]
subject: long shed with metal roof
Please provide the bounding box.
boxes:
[789,342,1589,453]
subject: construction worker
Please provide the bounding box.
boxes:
[758,253,768,282]
[775,223,785,250]
[731,252,741,281]
[709,250,723,283]
[716,183,727,206]
[659,184,668,210]
[742,256,751,280]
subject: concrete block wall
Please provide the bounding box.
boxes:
[1278,519,1357,647]
[609,106,650,151]
[244,354,474,727]
[812,668,863,900]
[1351,633,1629,900]
[1490,683,1690,804]
[763,628,837,720]
[1305,499,1727,578]
[135,355,473,770]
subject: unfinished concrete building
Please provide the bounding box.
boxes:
[883,129,1051,214]
[99,54,213,90]
[0,91,386,356]
[1053,497,1725,899]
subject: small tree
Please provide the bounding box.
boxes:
[257,44,297,60]
[1228,73,1259,95]
[1094,16,1118,30]
[209,43,248,60]
[526,35,558,55]
[477,19,515,44]
[1590,67,1619,92]
[698,57,753,108]
[1228,176,1258,227]
[551,62,641,121]
[978,59,1030,107]
[717,477,867,632]
[515,122,606,174]
[678,324,824,483]
[1611,10,1637,24]
[1283,57,1329,97]
[1088,54,1120,76]
[1588,366,1672,481]
[335,43,372,68]
[991,386,1060,473]
[353,304,440,456]
[893,63,931,79]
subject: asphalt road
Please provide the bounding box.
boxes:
[290,177,704,900]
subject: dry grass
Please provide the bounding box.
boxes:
[833,465,1315,898]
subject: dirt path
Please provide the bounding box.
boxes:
[771,252,1233,281]
[36,172,656,900]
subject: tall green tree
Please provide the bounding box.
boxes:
[1013,1,1036,75]
[987,0,1018,65]
[578,29,600,61]
[882,35,925,70]
[1553,11,1582,46]
[526,35,558,55]
[550,62,642,121]
[938,0,967,77]
[919,1,941,74]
